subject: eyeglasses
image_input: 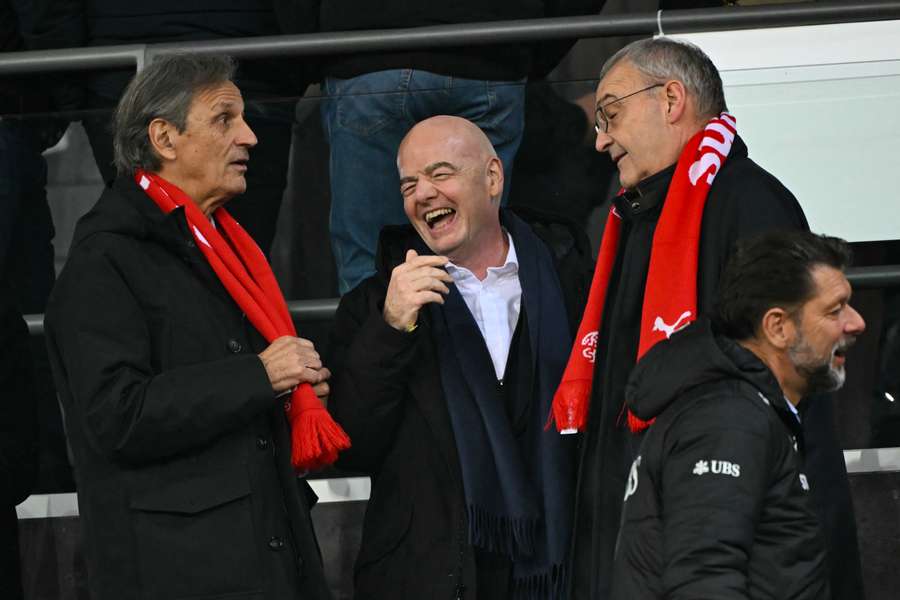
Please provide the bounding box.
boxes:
[594,83,665,133]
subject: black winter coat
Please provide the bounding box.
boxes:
[327,210,591,599]
[45,177,331,600]
[0,292,38,599]
[571,135,862,600]
[612,318,829,600]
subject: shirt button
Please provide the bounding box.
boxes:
[268,536,285,551]
[256,437,269,451]
[227,339,242,353]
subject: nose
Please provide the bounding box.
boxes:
[595,129,613,153]
[414,176,439,202]
[237,117,258,148]
[845,304,866,336]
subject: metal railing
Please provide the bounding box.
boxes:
[2,1,900,75]
[7,0,900,334]
[21,265,900,336]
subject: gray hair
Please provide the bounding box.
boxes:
[600,37,726,120]
[112,54,237,175]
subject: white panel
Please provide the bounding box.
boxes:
[671,21,900,243]
[16,477,372,519]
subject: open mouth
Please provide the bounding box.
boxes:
[424,207,456,230]
[230,158,249,170]
[612,152,627,166]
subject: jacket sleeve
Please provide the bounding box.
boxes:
[658,401,774,599]
[327,281,421,473]
[0,300,38,506]
[45,247,276,466]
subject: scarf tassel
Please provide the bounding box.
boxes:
[626,410,654,434]
[511,562,567,600]
[288,393,351,471]
[546,379,592,434]
[467,505,539,559]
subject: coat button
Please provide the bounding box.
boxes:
[268,536,285,551]
[227,339,242,353]
[630,201,641,211]
[256,437,269,450]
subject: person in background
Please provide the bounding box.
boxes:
[316,0,604,293]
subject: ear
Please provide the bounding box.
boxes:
[663,79,688,124]
[758,306,798,351]
[148,118,178,163]
[486,156,504,200]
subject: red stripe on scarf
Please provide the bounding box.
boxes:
[136,170,350,470]
[549,113,737,435]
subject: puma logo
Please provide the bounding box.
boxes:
[652,310,692,339]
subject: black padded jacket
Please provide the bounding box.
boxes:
[611,318,830,600]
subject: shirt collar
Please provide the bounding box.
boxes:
[446,230,518,282]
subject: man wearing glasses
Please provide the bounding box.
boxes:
[561,37,862,599]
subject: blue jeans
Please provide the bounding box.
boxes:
[322,69,525,293]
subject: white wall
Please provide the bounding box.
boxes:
[673,20,900,243]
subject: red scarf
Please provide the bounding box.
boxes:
[549,113,737,434]
[136,170,350,470]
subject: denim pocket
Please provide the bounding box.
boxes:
[327,71,408,138]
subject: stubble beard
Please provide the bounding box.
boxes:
[788,333,848,395]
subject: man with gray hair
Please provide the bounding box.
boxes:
[554,37,862,598]
[44,54,335,600]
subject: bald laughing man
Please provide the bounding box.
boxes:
[327,116,591,599]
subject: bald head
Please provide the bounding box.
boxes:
[398,115,497,170]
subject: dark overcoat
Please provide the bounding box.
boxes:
[327,210,591,599]
[571,135,862,600]
[45,177,331,600]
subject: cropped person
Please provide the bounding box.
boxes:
[613,230,864,599]
[328,115,591,598]
[317,0,604,292]
[29,0,313,255]
[44,54,339,600]
[552,37,863,599]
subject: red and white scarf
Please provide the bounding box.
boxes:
[549,113,737,434]
[136,169,350,470]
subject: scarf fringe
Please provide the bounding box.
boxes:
[511,562,568,600]
[626,410,655,434]
[290,406,351,471]
[467,505,539,559]
[546,379,592,433]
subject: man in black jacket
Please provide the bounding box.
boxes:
[45,54,333,600]
[568,37,863,599]
[316,0,603,293]
[328,116,591,599]
[613,230,865,599]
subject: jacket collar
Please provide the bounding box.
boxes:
[615,134,750,221]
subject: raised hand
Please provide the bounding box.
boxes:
[382,249,453,331]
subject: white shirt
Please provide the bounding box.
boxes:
[445,233,522,379]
